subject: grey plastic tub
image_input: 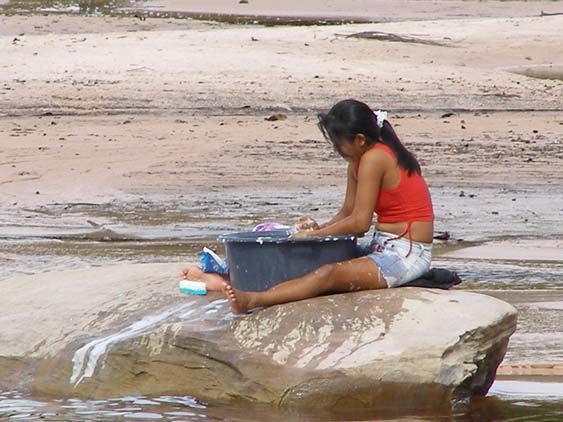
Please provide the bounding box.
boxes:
[219,230,359,292]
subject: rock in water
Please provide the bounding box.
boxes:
[0,263,516,410]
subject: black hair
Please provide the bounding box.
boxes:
[317,99,421,176]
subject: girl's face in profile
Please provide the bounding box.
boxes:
[337,134,369,162]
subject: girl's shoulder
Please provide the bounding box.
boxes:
[371,143,396,159]
[354,144,395,177]
[363,143,396,164]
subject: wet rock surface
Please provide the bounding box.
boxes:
[0,263,516,409]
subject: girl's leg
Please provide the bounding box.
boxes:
[223,256,387,314]
[180,266,229,292]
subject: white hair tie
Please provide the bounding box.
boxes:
[373,110,387,129]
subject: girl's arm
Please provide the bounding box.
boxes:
[296,163,356,230]
[318,163,357,228]
[307,150,384,237]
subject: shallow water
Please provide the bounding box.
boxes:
[1,0,136,16]
[505,64,563,82]
[1,185,561,280]
[1,385,563,421]
[1,185,563,420]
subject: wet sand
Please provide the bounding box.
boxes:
[1,111,562,207]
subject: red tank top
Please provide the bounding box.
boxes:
[355,143,434,223]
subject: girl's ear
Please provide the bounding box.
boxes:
[355,133,367,147]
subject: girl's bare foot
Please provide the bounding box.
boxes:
[180,265,228,292]
[222,282,254,314]
[181,265,199,281]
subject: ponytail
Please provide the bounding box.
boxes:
[380,120,421,176]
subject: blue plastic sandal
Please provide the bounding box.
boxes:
[199,247,228,275]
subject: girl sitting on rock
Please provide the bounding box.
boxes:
[182,99,434,314]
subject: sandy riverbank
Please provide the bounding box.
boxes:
[2,13,562,117]
[1,111,562,207]
[0,11,562,206]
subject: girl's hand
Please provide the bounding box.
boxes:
[291,230,316,239]
[291,230,312,239]
[295,215,320,231]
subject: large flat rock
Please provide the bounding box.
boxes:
[439,239,563,262]
[0,263,517,410]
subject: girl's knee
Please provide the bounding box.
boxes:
[314,263,337,290]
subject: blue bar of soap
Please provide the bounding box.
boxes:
[179,280,207,296]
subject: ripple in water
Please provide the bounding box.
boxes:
[0,392,206,421]
[2,387,563,421]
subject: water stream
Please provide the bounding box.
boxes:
[0,185,562,420]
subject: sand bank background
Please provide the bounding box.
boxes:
[0,8,562,206]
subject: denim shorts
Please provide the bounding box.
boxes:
[361,231,433,288]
